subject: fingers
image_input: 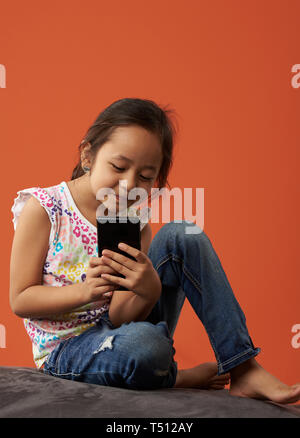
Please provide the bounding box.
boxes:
[103,290,115,297]
[101,255,131,278]
[89,257,102,267]
[101,249,138,271]
[100,252,137,289]
[89,256,114,268]
[96,262,118,276]
[94,283,118,297]
[89,257,118,276]
[117,242,146,264]
[102,243,147,267]
[100,272,128,288]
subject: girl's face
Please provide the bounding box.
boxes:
[87,125,163,210]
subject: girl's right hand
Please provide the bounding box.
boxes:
[82,256,120,304]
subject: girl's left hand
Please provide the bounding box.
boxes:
[100,243,162,302]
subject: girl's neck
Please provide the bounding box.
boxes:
[66,175,100,225]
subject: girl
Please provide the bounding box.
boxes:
[10,98,300,403]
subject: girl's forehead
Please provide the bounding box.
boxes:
[110,125,160,147]
[99,128,162,163]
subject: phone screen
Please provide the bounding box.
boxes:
[97,216,141,291]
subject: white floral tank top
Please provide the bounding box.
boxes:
[11,181,151,369]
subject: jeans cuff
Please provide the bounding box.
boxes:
[217,347,261,375]
[165,360,178,388]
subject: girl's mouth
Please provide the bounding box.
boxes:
[115,195,129,205]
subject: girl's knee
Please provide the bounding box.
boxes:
[122,321,176,389]
[159,220,205,238]
[126,321,174,360]
[157,221,210,253]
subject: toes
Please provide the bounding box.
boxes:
[216,373,230,380]
[217,374,230,380]
[214,374,230,384]
[289,386,300,403]
[211,384,226,390]
[220,373,230,379]
[209,374,230,389]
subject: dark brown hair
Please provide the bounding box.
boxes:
[71,98,178,189]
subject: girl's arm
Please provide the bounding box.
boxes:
[108,223,161,327]
[9,196,108,318]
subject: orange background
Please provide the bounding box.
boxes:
[0,0,299,395]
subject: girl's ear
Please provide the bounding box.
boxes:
[80,142,92,166]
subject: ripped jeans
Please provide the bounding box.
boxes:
[43,221,260,390]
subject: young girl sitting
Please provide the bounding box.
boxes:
[10,97,300,403]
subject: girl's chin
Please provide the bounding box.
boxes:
[101,198,138,214]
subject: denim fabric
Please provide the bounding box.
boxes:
[43,316,177,390]
[144,221,260,375]
[43,220,260,388]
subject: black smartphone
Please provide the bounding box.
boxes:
[97,216,141,291]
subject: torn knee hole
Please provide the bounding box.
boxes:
[93,335,115,354]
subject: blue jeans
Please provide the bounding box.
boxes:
[43,221,260,389]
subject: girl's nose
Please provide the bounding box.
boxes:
[120,174,138,194]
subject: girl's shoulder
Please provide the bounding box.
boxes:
[11,181,66,232]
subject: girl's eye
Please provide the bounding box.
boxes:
[111,163,153,181]
[111,163,125,171]
[140,175,153,181]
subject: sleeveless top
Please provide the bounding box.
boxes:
[11,180,151,368]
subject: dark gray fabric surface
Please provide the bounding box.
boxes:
[0,366,299,418]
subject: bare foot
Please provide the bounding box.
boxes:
[174,362,230,390]
[229,358,300,404]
